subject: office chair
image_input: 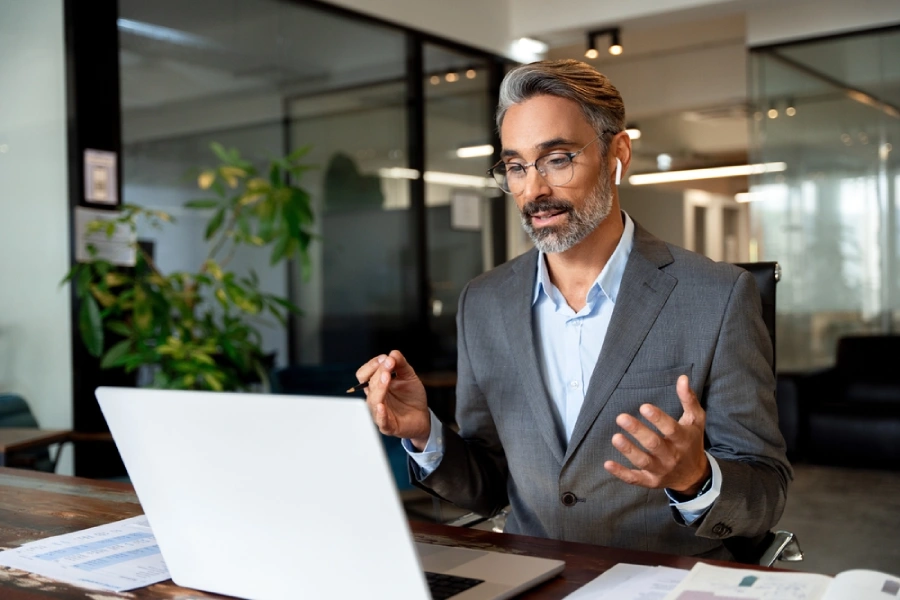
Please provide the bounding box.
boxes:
[726,262,802,566]
[0,393,59,472]
[447,262,803,567]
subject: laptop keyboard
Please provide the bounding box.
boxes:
[425,571,485,599]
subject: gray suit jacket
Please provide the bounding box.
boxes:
[412,221,792,558]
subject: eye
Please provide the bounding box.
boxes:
[505,163,526,176]
[542,154,571,169]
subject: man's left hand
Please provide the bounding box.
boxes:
[604,375,711,495]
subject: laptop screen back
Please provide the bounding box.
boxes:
[96,387,431,600]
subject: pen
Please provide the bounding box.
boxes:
[346,371,396,393]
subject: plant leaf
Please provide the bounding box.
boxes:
[60,264,81,287]
[75,266,93,297]
[290,187,314,225]
[268,296,302,314]
[269,162,282,187]
[286,145,312,163]
[205,208,225,240]
[79,296,104,357]
[203,372,224,391]
[269,234,290,265]
[106,320,133,337]
[184,199,220,210]
[198,170,216,190]
[210,142,231,163]
[101,339,132,369]
[104,272,129,287]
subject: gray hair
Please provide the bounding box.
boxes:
[496,59,626,150]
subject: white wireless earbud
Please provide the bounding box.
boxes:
[615,158,622,186]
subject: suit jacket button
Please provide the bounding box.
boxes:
[561,492,578,507]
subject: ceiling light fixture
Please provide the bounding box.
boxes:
[628,162,787,185]
[734,192,761,203]
[608,29,623,56]
[377,168,497,189]
[510,38,549,63]
[785,97,796,116]
[456,144,494,158]
[585,28,622,59]
[625,125,641,140]
[117,18,218,49]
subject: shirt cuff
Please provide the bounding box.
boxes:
[401,410,445,478]
[666,452,722,525]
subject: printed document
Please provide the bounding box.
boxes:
[564,563,689,599]
[0,515,170,592]
[664,562,900,600]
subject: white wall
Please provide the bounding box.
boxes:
[747,0,900,46]
[0,0,72,473]
[620,187,686,248]
[581,42,747,119]
[322,0,511,56]
[511,0,748,38]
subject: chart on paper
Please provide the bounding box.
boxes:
[664,562,832,600]
[0,515,170,592]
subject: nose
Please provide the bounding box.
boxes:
[518,164,552,202]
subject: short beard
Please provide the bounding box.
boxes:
[519,171,614,254]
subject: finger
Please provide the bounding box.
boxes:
[364,362,394,416]
[387,349,418,381]
[374,403,394,435]
[611,433,653,469]
[639,403,679,437]
[603,460,655,488]
[355,354,389,384]
[676,375,705,425]
[615,413,664,454]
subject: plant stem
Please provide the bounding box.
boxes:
[136,244,165,278]
[205,207,242,267]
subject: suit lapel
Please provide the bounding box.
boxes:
[564,224,676,462]
[499,250,566,464]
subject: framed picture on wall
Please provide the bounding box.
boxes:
[84,149,118,205]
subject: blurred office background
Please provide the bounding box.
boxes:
[1,0,898,576]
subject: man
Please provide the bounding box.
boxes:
[356,59,790,559]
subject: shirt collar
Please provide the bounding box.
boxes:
[532,211,635,307]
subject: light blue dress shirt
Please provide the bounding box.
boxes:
[404,212,720,524]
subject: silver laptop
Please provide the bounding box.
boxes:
[96,387,564,600]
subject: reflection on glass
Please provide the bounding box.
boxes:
[424,44,500,368]
[120,0,410,369]
[288,82,412,365]
[749,29,900,370]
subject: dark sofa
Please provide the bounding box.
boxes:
[794,335,900,468]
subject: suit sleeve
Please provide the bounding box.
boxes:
[690,269,792,539]
[409,282,510,517]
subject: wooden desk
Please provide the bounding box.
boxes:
[0,429,70,468]
[0,468,740,599]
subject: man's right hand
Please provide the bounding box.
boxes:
[355,350,431,450]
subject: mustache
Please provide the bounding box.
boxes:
[521,199,574,218]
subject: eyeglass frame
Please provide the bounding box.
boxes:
[487,129,621,194]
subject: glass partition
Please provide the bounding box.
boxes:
[749,28,900,370]
[423,43,500,368]
[120,0,506,374]
[287,81,412,365]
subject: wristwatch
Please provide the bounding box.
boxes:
[668,474,713,503]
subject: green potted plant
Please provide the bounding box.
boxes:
[65,143,315,391]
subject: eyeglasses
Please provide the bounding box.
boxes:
[488,132,617,194]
